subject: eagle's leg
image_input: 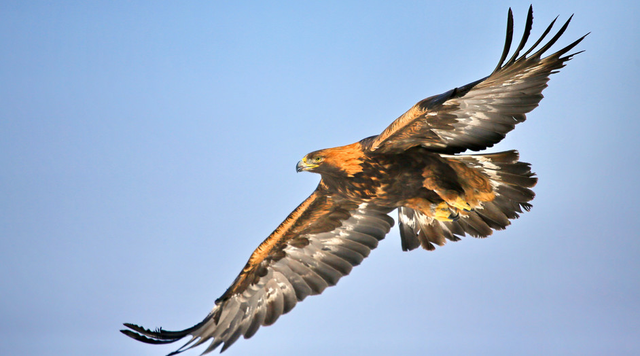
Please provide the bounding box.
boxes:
[433,201,460,222]
[431,189,476,221]
[401,197,461,222]
[447,196,472,212]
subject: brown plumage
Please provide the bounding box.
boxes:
[122,6,586,354]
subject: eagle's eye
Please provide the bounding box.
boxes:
[313,156,323,163]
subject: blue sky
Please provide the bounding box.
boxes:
[1,1,639,355]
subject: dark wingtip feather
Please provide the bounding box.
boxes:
[121,321,199,355]
[502,5,534,68]
[520,15,558,59]
[120,326,177,345]
[491,8,586,78]
[493,7,515,73]
[557,32,589,60]
[528,14,573,59]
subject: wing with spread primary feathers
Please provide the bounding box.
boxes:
[121,187,394,354]
[368,6,587,155]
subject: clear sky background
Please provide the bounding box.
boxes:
[1,1,639,355]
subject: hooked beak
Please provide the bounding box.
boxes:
[296,156,316,173]
[296,159,307,173]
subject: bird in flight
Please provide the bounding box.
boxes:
[122,6,586,354]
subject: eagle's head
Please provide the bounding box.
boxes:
[296,142,365,177]
[296,150,326,173]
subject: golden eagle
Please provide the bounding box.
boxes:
[122,6,586,354]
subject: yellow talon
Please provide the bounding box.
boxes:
[434,202,455,222]
[450,196,472,212]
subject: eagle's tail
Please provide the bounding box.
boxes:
[398,150,537,251]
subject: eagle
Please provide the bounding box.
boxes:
[122,7,586,354]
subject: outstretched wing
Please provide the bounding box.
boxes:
[121,186,394,354]
[367,6,587,155]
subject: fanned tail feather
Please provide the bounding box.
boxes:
[399,150,536,251]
